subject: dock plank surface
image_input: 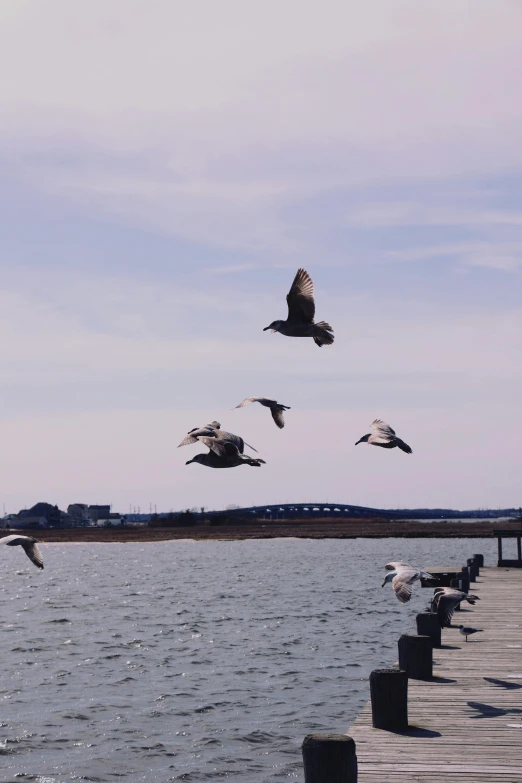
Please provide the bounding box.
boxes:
[349,567,522,782]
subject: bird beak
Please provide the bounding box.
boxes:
[355,440,361,446]
[185,459,193,465]
[263,326,270,331]
[381,580,386,587]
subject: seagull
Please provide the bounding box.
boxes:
[1,535,44,569]
[185,436,266,469]
[263,268,334,347]
[459,625,483,642]
[178,421,257,453]
[356,420,412,453]
[432,588,480,628]
[234,398,291,429]
[382,561,437,603]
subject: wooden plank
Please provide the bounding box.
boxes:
[348,566,522,782]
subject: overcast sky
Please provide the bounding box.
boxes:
[1,0,521,514]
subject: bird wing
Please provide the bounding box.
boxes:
[235,397,263,408]
[385,561,411,571]
[178,424,218,447]
[198,437,239,459]
[371,419,396,441]
[286,268,315,323]
[391,571,416,603]
[1,535,27,545]
[21,540,44,569]
[396,438,412,454]
[436,593,463,627]
[271,407,285,429]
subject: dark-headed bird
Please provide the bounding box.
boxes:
[459,625,483,642]
[355,419,412,454]
[263,268,334,347]
[234,397,290,429]
[185,436,266,469]
[178,421,257,453]
[1,535,44,569]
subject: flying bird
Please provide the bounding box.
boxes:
[382,561,437,603]
[178,421,257,453]
[1,535,44,569]
[263,268,334,347]
[431,587,480,628]
[185,436,266,469]
[234,397,291,429]
[459,625,483,642]
[356,419,412,454]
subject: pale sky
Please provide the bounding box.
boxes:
[0,0,521,513]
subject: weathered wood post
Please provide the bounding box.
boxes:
[467,563,479,581]
[473,554,484,567]
[302,734,357,782]
[398,634,433,679]
[416,612,442,647]
[459,568,470,593]
[370,668,408,731]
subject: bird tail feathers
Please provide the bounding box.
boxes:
[313,321,334,347]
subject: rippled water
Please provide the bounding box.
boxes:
[1,537,495,782]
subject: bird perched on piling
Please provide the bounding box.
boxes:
[459,625,483,642]
[382,561,437,603]
[185,436,266,469]
[355,420,412,453]
[178,421,257,453]
[431,587,480,628]
[263,268,334,347]
[1,535,44,569]
[234,397,291,429]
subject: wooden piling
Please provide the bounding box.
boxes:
[398,634,433,680]
[416,612,442,647]
[459,569,470,592]
[302,733,357,782]
[473,553,484,566]
[369,668,408,731]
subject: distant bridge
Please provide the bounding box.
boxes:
[207,503,398,520]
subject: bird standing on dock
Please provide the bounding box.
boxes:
[178,421,257,453]
[1,535,44,569]
[356,420,412,453]
[185,436,266,469]
[431,588,480,628]
[263,268,334,347]
[382,562,437,603]
[234,397,291,429]
[459,625,483,642]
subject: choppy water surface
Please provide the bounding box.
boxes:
[1,537,495,782]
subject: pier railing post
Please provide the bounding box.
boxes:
[370,668,408,731]
[398,634,433,680]
[460,569,470,592]
[302,734,357,782]
[416,612,442,647]
[473,554,484,567]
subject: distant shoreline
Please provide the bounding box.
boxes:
[7,518,520,543]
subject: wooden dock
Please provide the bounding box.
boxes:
[349,566,522,782]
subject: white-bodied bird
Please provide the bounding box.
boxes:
[459,625,483,642]
[234,397,291,429]
[1,535,44,569]
[356,420,412,454]
[382,561,436,603]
